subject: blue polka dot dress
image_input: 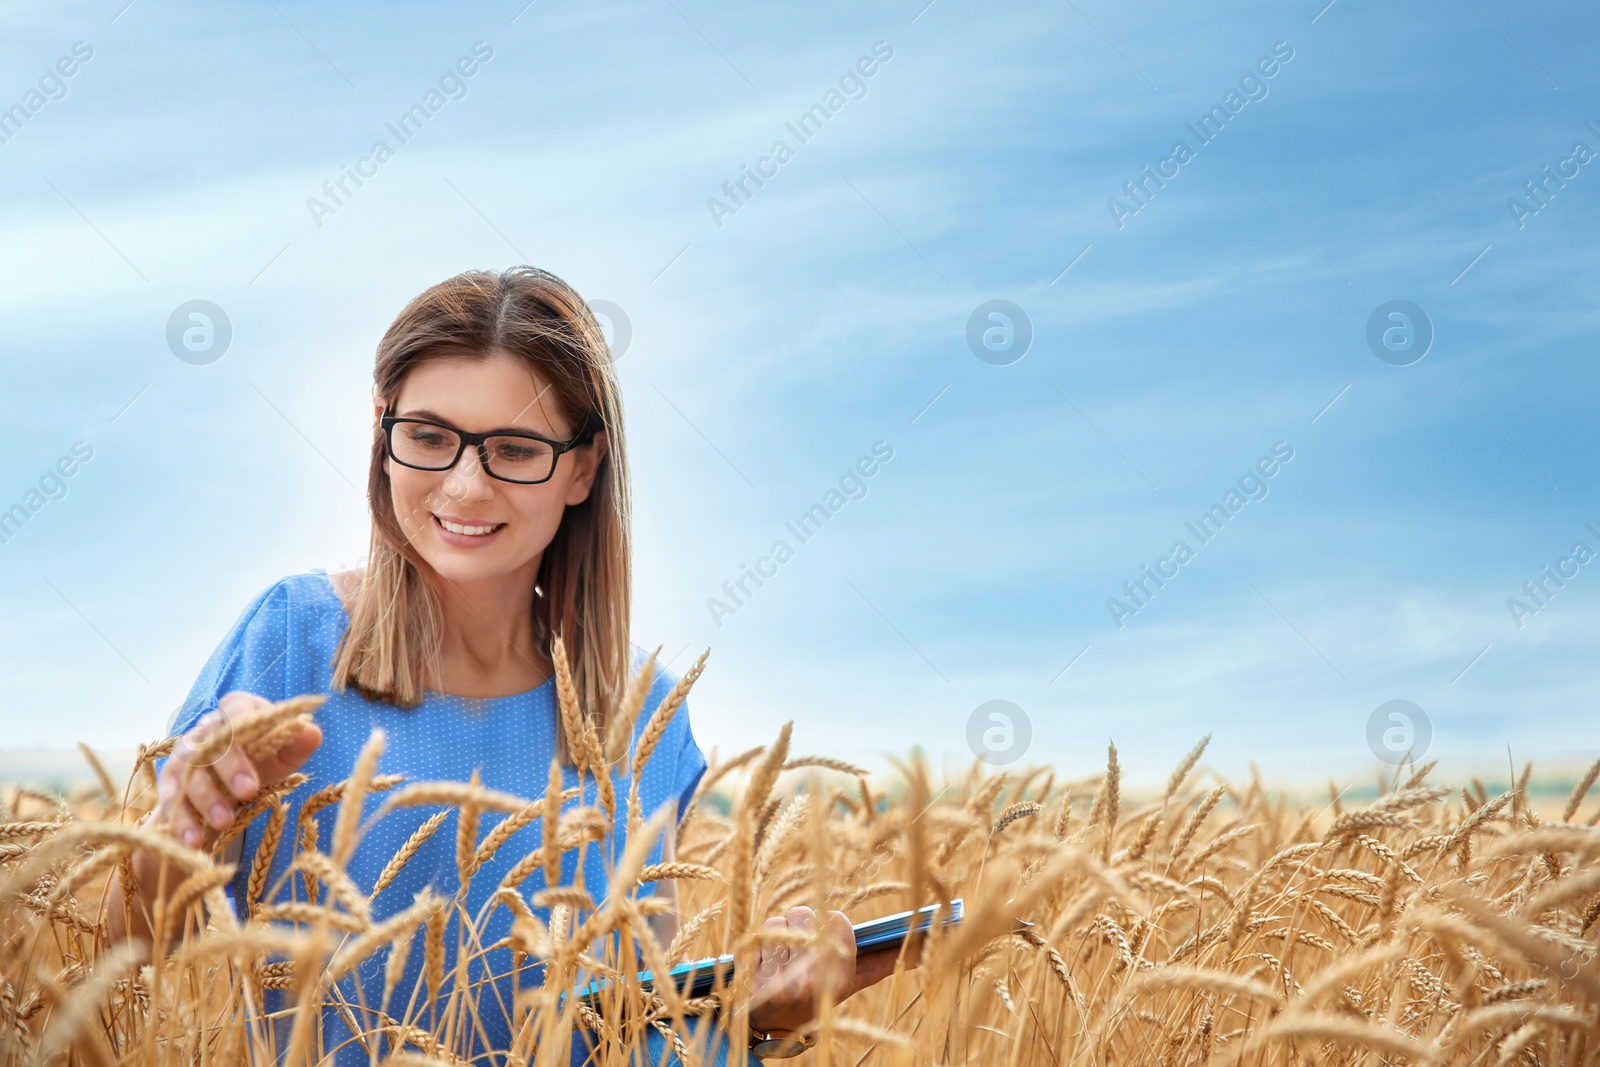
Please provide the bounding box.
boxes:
[153,570,740,1066]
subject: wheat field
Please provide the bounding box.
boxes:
[2,660,1598,1066]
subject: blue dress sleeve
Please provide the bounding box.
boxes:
[155,577,296,765]
[673,706,709,825]
[151,577,297,914]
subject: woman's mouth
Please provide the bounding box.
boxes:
[433,514,507,544]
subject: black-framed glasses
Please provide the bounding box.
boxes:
[380,414,595,485]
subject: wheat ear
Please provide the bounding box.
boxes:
[605,645,661,766]
[456,768,482,884]
[1562,757,1600,821]
[726,721,792,942]
[374,811,449,896]
[247,799,287,915]
[551,634,590,772]
[1163,734,1211,802]
[332,728,385,868]
[627,649,708,837]
[1093,742,1121,862]
[467,800,540,879]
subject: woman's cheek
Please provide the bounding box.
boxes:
[515,503,564,553]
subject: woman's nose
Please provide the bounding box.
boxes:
[442,446,496,500]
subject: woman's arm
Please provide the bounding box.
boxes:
[107,577,317,952]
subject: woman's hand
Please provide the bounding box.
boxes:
[106,691,323,953]
[746,906,913,1033]
[152,691,323,850]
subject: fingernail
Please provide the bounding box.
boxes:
[233,773,254,795]
[184,827,202,847]
[210,803,231,827]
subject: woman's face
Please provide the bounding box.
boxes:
[379,350,608,589]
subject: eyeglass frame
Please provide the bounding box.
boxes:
[378,412,597,485]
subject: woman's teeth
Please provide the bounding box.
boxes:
[436,517,504,536]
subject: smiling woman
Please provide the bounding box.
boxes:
[336,299,624,726]
[106,265,901,1066]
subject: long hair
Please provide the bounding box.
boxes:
[330,265,629,765]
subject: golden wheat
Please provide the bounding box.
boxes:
[2,667,1598,1066]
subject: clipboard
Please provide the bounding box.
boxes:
[569,899,964,1008]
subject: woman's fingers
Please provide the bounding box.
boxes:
[211,742,258,804]
[146,695,274,852]
[218,690,271,717]
[782,906,855,993]
[154,768,209,850]
[795,908,857,997]
[255,721,323,783]
[755,914,787,981]
[785,907,818,988]
[212,692,270,795]
[149,692,323,855]
[212,691,322,791]
[823,909,858,992]
[178,762,235,836]
[170,795,210,850]
[823,909,854,950]
[749,907,864,1032]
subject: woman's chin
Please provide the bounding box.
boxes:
[416,546,534,588]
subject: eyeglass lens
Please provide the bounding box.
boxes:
[390,422,556,482]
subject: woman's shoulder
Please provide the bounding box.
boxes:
[165,570,345,736]
[234,569,348,623]
[201,569,348,664]
[325,566,363,617]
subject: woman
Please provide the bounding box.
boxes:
[105,266,902,1064]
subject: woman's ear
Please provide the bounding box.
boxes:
[373,399,392,481]
[562,430,609,506]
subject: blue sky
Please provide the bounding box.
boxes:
[3,0,1597,785]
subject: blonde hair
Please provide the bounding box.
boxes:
[330,266,629,765]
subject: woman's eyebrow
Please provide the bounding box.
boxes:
[397,408,550,435]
